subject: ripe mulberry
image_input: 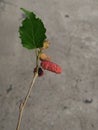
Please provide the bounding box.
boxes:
[34,67,44,77]
[41,61,62,74]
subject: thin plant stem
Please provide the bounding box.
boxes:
[16,49,40,130]
[35,49,38,67]
[16,72,38,130]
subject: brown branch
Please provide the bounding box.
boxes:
[16,73,38,130]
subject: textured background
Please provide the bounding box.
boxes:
[0,0,98,130]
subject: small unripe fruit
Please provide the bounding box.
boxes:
[39,53,51,61]
[41,40,50,49]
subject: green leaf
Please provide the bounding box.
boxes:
[19,8,47,49]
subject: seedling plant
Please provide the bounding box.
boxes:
[16,8,62,130]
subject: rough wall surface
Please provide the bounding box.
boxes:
[0,0,98,130]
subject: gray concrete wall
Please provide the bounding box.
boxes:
[0,0,98,130]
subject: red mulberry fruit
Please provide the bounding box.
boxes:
[40,61,62,74]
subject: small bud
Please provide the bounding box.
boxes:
[41,40,50,49]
